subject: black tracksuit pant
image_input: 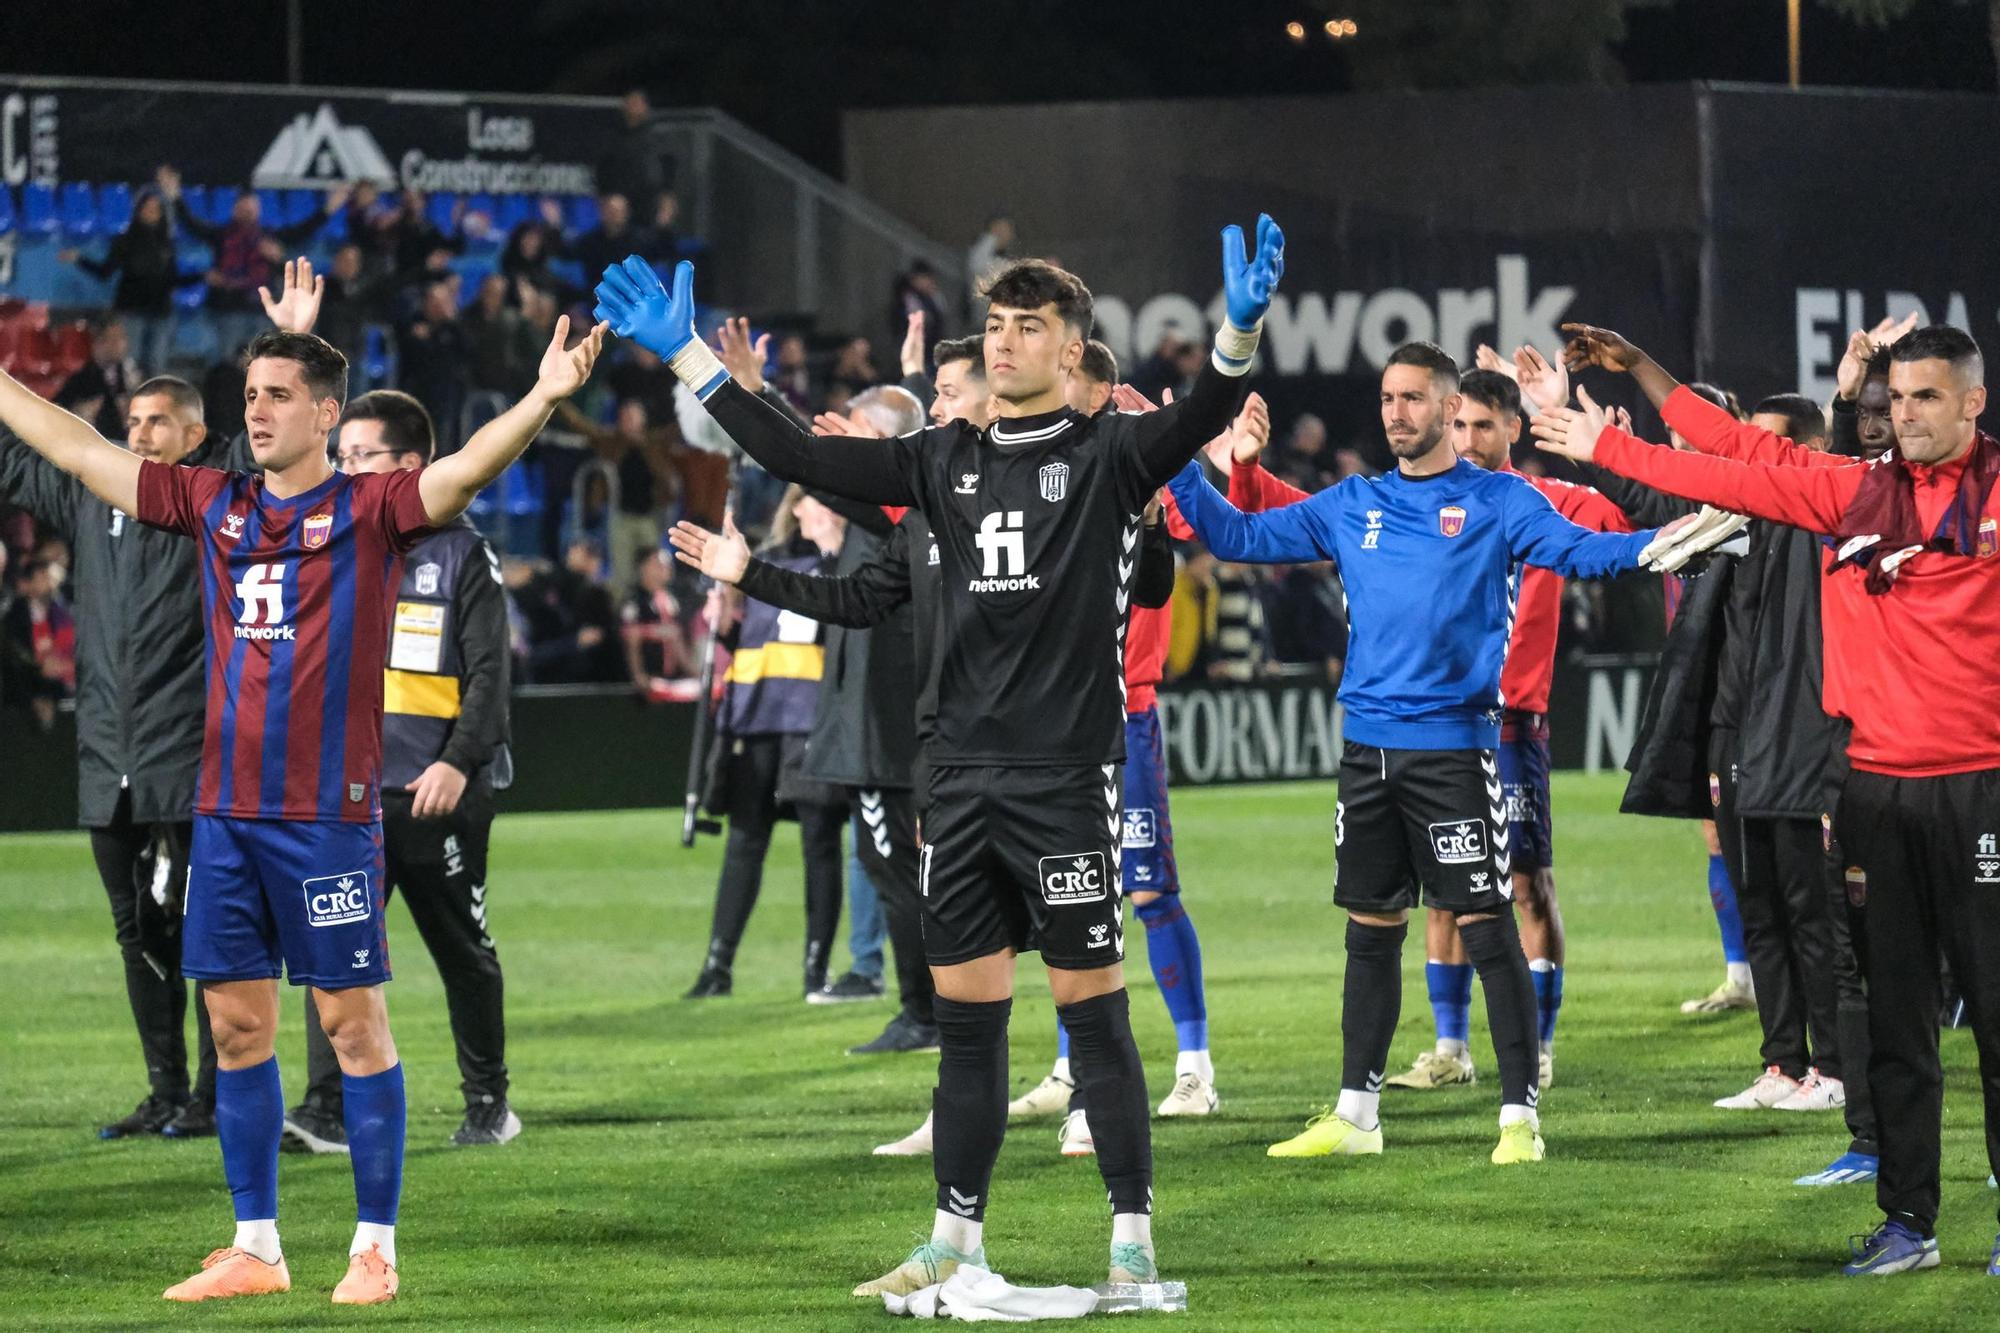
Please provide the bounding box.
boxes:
[304,787,508,1112]
[1839,766,2000,1235]
[853,786,933,1026]
[1711,728,1842,1082]
[88,792,215,1106]
[704,734,845,983]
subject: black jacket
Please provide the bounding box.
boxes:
[1586,464,1733,819]
[1732,521,1842,820]
[798,520,920,791]
[0,427,249,827]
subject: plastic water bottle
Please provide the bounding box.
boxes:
[1092,1281,1188,1313]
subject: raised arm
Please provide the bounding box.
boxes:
[1500,475,1655,580]
[1132,503,1175,609]
[1166,460,1331,565]
[594,257,916,506]
[1124,215,1284,489]
[671,513,914,627]
[0,369,140,514]
[1534,393,1860,535]
[1661,384,1851,469]
[418,316,606,524]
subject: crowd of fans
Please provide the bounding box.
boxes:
[3,173,1466,720]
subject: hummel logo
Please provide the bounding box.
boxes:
[954,473,979,494]
[352,949,370,968]
[220,513,246,541]
[1089,923,1111,947]
[947,1186,980,1218]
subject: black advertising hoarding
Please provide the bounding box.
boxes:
[0,77,618,196]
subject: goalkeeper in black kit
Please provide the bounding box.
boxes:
[593,217,1284,1298]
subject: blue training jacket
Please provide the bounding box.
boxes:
[1168,458,1656,751]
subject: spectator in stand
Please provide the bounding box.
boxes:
[597,90,676,217]
[59,167,186,374]
[517,538,624,684]
[500,203,574,304]
[1129,332,1205,405]
[770,333,812,415]
[335,179,398,273]
[316,245,391,389]
[621,547,691,695]
[55,319,140,441]
[1271,412,1337,492]
[650,191,682,260]
[397,279,472,454]
[966,213,1014,306]
[889,261,946,367]
[573,193,666,283]
[1204,562,1270,681]
[2,557,75,730]
[827,336,877,400]
[555,396,679,593]
[605,344,679,425]
[464,274,545,397]
[165,177,332,358]
[1263,565,1347,682]
[387,188,462,281]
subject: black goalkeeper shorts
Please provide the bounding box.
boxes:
[920,763,1125,970]
[1334,741,1514,916]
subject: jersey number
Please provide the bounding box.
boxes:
[236,564,286,625]
[976,511,1026,577]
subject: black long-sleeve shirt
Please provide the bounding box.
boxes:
[700,362,1242,766]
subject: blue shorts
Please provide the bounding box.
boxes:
[1497,712,1555,872]
[182,815,393,989]
[1121,707,1179,895]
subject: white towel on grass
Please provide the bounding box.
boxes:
[882,1265,1099,1320]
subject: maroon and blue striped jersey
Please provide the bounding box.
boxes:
[137,460,437,822]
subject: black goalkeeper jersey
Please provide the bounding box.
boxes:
[703,365,1244,768]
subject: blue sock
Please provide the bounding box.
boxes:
[216,1057,283,1220]
[1709,853,1747,965]
[1529,960,1563,1046]
[1136,895,1208,1051]
[1426,961,1474,1045]
[342,1064,406,1226]
[1056,1019,1070,1062]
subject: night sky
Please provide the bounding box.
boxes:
[8,0,1992,173]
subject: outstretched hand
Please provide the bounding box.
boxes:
[1530,385,1612,464]
[535,316,608,402]
[899,309,927,377]
[1110,383,1170,414]
[1835,311,1920,400]
[813,410,885,439]
[1559,324,1645,374]
[1221,213,1285,329]
[594,256,696,360]
[669,514,751,585]
[715,316,770,392]
[259,257,324,334]
[1513,344,1571,416]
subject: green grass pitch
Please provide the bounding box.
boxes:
[2,774,1997,1329]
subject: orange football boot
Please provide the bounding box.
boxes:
[162,1247,292,1302]
[330,1243,399,1305]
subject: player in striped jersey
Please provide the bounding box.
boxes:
[0,316,603,1304]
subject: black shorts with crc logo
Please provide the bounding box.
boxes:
[1334,741,1514,916]
[920,763,1125,970]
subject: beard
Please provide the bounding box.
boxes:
[1386,423,1445,460]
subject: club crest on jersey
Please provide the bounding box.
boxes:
[302,512,333,550]
[413,562,442,596]
[1039,851,1108,905]
[1845,866,1868,907]
[219,512,247,542]
[304,871,371,928]
[1981,517,1998,559]
[1438,505,1467,538]
[1039,460,1069,503]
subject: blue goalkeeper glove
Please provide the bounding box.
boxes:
[1220,213,1284,330]
[594,256,729,399]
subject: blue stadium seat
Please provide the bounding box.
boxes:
[97,182,133,235]
[546,258,585,291]
[564,194,599,237]
[20,182,57,236]
[177,184,208,226]
[256,189,286,227]
[320,204,349,242]
[426,191,460,235]
[173,282,208,312]
[494,193,532,232]
[284,189,320,227]
[0,186,14,234]
[205,186,240,227]
[503,458,544,517]
[59,183,98,237]
[465,192,498,224]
